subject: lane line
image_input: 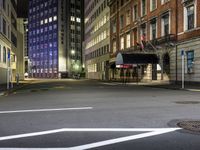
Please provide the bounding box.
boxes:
[0,128,181,141]
[0,128,181,150]
[0,107,93,114]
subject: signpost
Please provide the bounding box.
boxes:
[7,51,11,90]
[181,50,185,89]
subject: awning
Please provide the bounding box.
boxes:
[116,53,159,65]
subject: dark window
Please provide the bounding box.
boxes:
[187,50,194,73]
[11,32,17,47]
[187,5,194,30]
[3,47,6,63]
[3,19,6,35]
[162,14,169,36]
[120,15,124,29]
[141,0,146,16]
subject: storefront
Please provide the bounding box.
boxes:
[110,53,159,82]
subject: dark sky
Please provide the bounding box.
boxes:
[17,0,29,18]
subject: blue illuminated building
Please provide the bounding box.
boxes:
[28,0,84,78]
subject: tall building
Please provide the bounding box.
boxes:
[16,18,25,80]
[28,0,84,78]
[0,0,17,84]
[84,0,110,80]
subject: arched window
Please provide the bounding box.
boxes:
[3,46,6,63]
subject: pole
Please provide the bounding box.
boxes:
[181,50,185,89]
[7,67,9,90]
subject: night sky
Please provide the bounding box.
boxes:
[17,0,29,18]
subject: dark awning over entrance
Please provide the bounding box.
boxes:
[116,53,159,65]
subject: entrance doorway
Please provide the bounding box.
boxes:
[163,53,170,75]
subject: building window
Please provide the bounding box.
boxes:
[161,13,169,36]
[184,4,195,31]
[120,36,124,50]
[126,33,131,48]
[141,0,146,16]
[112,19,117,33]
[3,0,6,10]
[120,15,124,29]
[126,10,131,25]
[161,0,169,5]
[150,19,157,40]
[133,4,138,21]
[140,23,146,41]
[3,19,6,35]
[150,0,157,11]
[53,16,57,21]
[186,50,194,73]
[112,40,117,53]
[3,46,6,63]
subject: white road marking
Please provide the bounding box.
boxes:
[0,128,181,150]
[101,83,122,86]
[187,89,200,92]
[0,107,93,114]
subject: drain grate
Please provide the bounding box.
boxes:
[175,101,200,104]
[177,121,200,132]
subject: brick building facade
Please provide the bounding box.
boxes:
[108,0,200,83]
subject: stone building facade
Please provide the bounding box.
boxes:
[84,0,110,80]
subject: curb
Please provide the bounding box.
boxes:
[0,92,6,96]
[0,80,34,97]
[143,85,200,92]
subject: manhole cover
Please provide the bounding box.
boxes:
[175,101,200,104]
[177,121,200,132]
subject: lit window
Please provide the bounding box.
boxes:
[53,16,57,21]
[76,17,81,23]
[71,16,75,21]
[49,17,52,22]
[126,33,131,48]
[120,36,124,50]
[112,40,117,53]
[45,19,48,24]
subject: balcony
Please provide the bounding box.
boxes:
[146,34,177,51]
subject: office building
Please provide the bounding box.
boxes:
[84,0,110,80]
[28,0,84,78]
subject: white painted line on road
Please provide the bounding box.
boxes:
[101,83,122,86]
[0,107,93,114]
[187,89,200,92]
[0,128,181,150]
[68,128,180,150]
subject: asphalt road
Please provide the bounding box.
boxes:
[0,79,200,150]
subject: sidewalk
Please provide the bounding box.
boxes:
[0,80,34,96]
[131,81,200,91]
[105,80,200,91]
